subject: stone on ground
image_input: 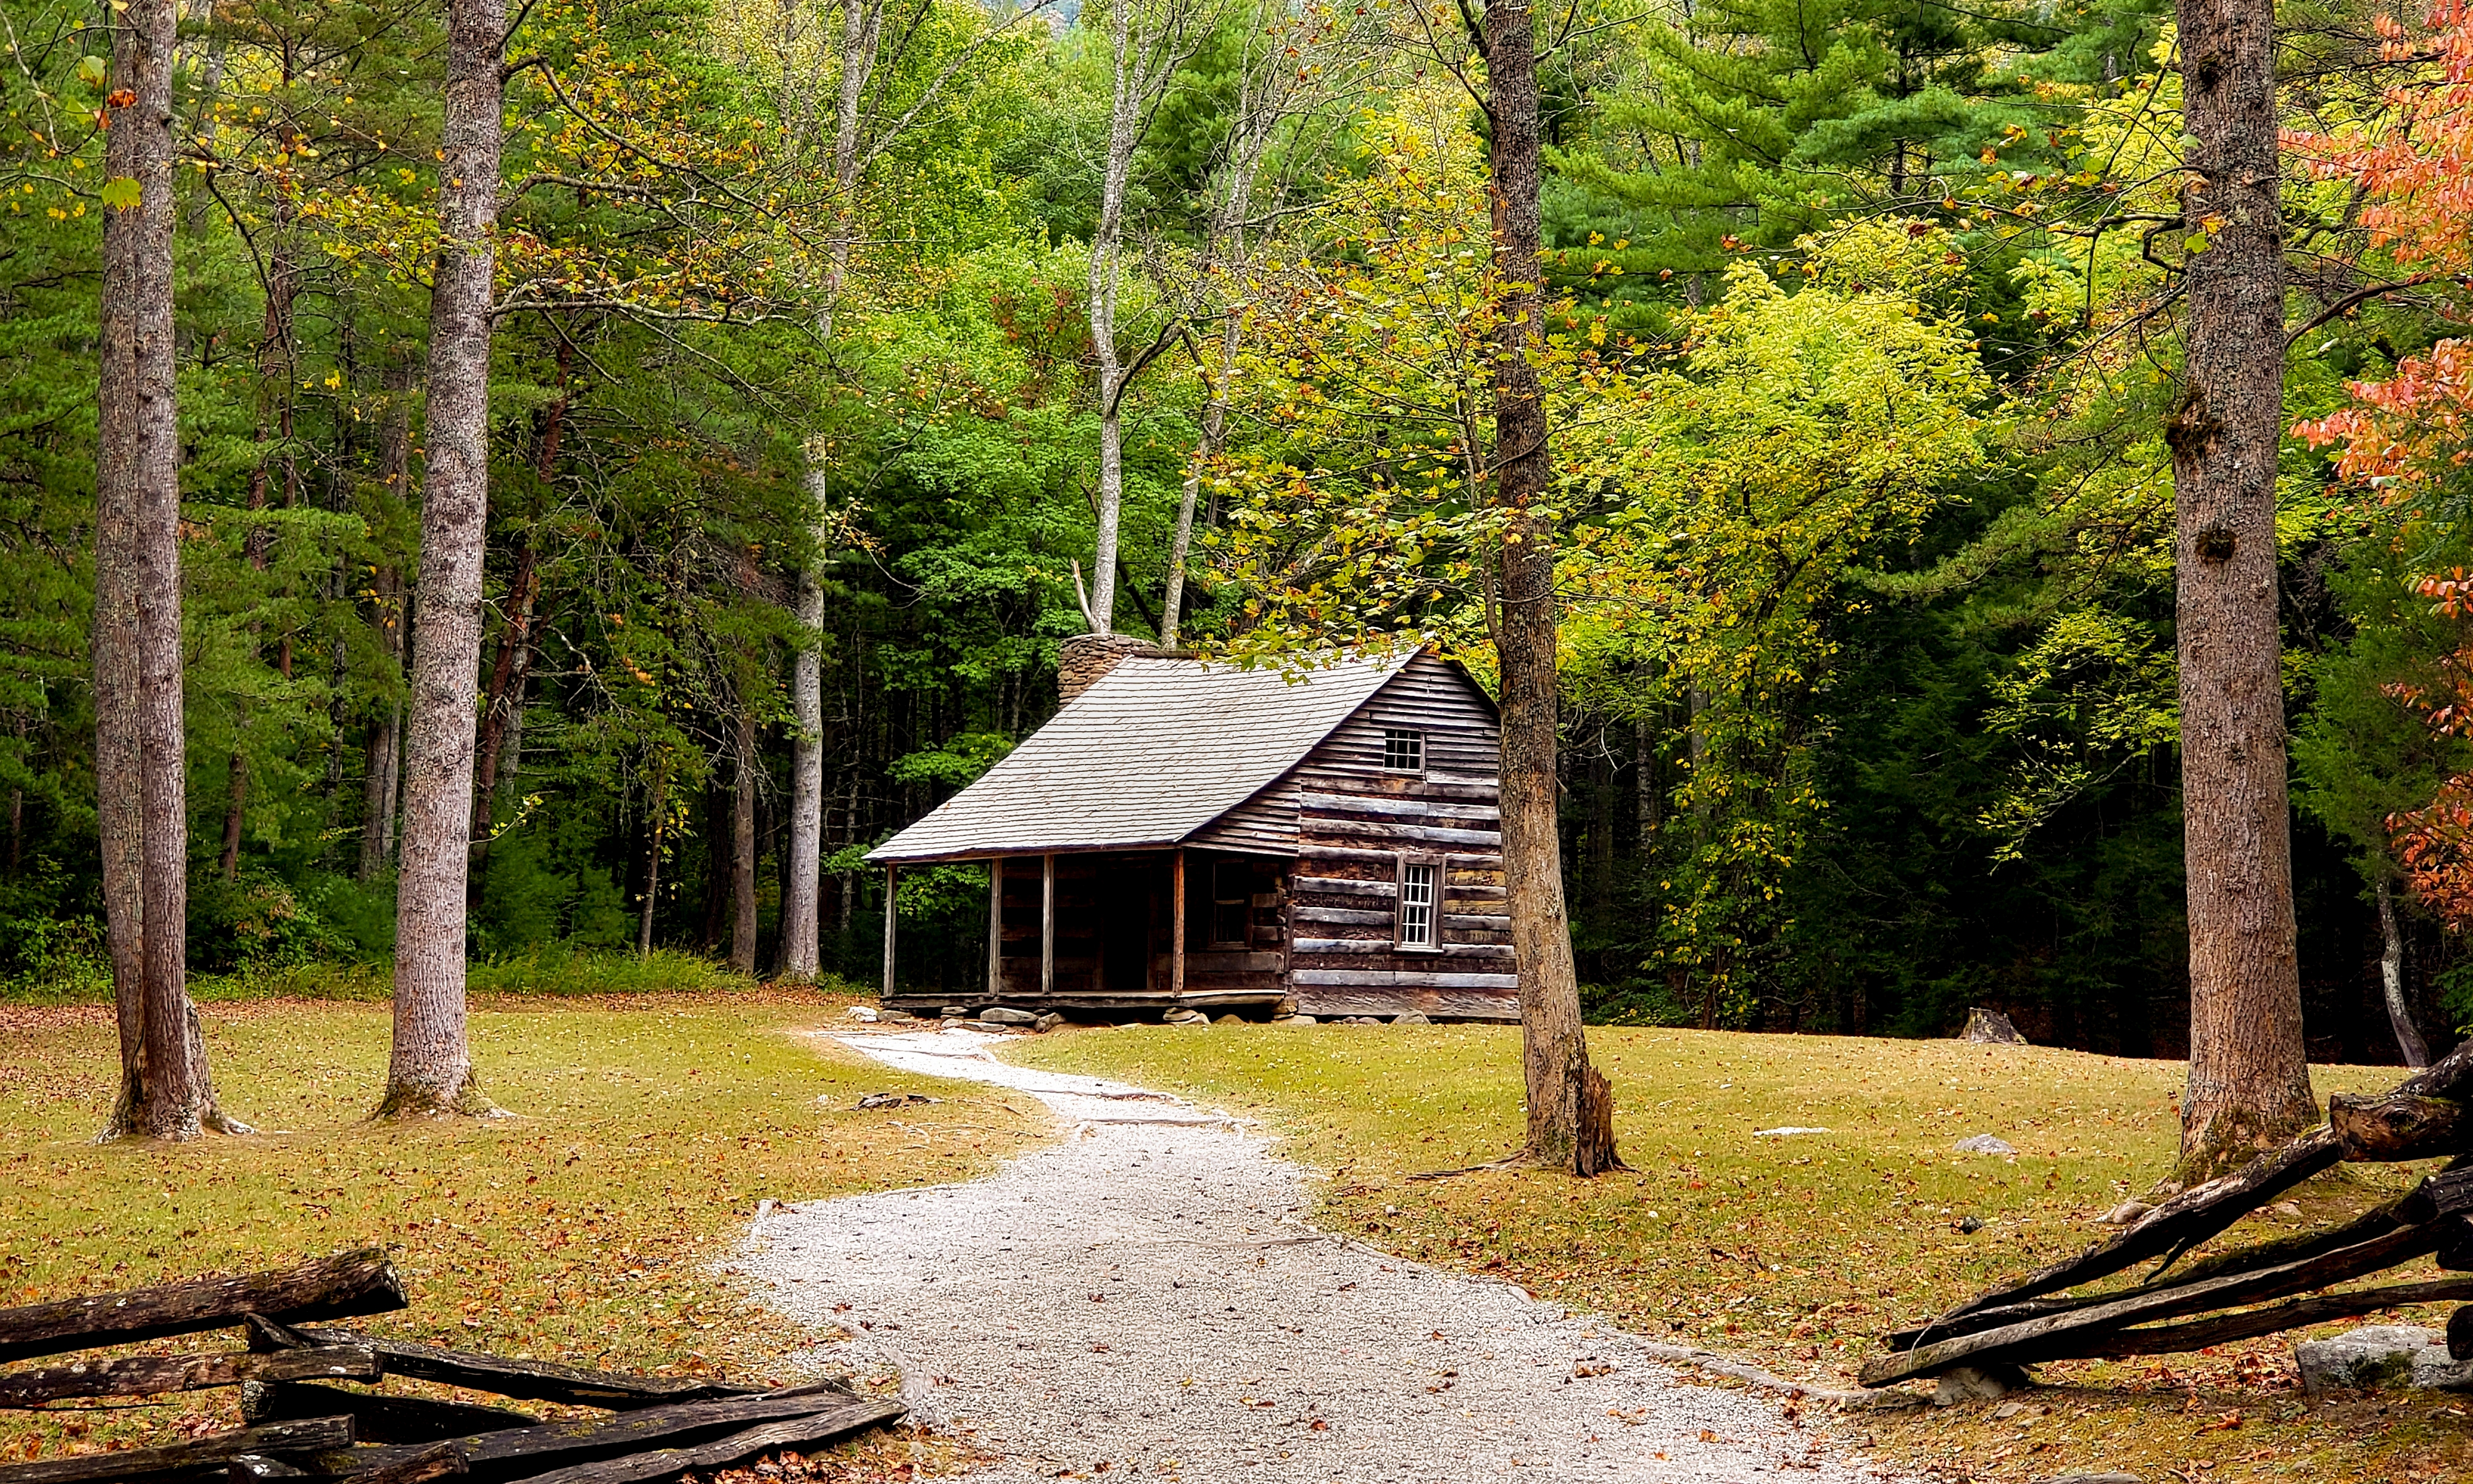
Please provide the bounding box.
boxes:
[1271,1014,1317,1026]
[2296,1325,2438,1394]
[979,1006,1040,1024]
[1932,1363,2028,1405]
[844,1005,879,1022]
[1952,1134,2016,1155]
[1392,1011,1431,1025]
[1033,1011,1066,1032]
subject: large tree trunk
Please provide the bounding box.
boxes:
[468,541,537,864]
[781,0,881,981]
[382,0,504,1119]
[96,0,233,1142]
[1486,0,1618,1177]
[2165,0,2316,1184]
[731,713,760,974]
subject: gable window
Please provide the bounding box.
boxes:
[1396,858,1439,949]
[1210,861,1251,948]
[1382,728,1425,774]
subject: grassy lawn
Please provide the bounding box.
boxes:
[0,990,1051,1473]
[1011,1022,2471,1483]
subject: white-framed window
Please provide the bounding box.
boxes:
[1396,858,1439,948]
[1382,728,1425,774]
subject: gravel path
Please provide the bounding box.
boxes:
[741,1027,1904,1483]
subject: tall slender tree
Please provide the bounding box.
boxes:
[2166,0,2316,1182]
[1080,0,1209,636]
[381,0,505,1117]
[96,0,237,1140]
[1485,0,1620,1174]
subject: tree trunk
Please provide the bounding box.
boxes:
[1487,0,1618,1177]
[1161,314,1238,651]
[358,360,415,882]
[468,541,537,863]
[2166,0,2316,1184]
[382,0,503,1119]
[781,0,881,980]
[2379,876,2430,1069]
[96,0,231,1142]
[639,762,666,960]
[1082,0,1148,637]
[731,713,759,974]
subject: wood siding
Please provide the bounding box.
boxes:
[1284,653,1519,1021]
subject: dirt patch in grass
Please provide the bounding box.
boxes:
[1011,1022,2473,1482]
[0,990,1050,1467]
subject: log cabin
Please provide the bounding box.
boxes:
[863,635,1519,1021]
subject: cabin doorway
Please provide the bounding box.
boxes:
[1099,856,1159,994]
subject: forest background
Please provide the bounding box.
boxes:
[5,0,2472,1065]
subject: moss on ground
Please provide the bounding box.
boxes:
[0,991,1050,1470]
[1011,1022,2472,1482]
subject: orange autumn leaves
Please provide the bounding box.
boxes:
[2288,2,2473,921]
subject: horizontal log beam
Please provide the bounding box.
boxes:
[1304,818,1501,847]
[0,1345,377,1408]
[277,1329,756,1411]
[244,1380,535,1443]
[2331,1093,2470,1161]
[0,1416,353,1484]
[1862,1211,2454,1385]
[1298,792,1499,824]
[503,1399,906,1484]
[308,1387,855,1482]
[1294,938,1517,958]
[0,1251,404,1366]
[2081,1275,2473,1358]
[1292,968,1520,989]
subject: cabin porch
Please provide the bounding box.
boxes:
[879,848,1291,1015]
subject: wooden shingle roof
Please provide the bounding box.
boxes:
[863,652,1409,864]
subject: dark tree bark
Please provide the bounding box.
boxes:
[468,541,538,864]
[1485,0,1619,1177]
[359,358,415,882]
[731,713,758,975]
[94,0,236,1142]
[383,0,505,1118]
[2165,0,2317,1183]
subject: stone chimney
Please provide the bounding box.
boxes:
[1058,633,1162,704]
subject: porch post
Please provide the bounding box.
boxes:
[882,865,897,1000]
[1041,853,1056,998]
[1172,850,1187,1001]
[987,858,1003,999]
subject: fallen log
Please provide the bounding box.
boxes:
[242,1380,534,1444]
[339,1443,466,1484]
[1887,1181,2436,1351]
[232,1445,466,1484]
[1932,1039,2473,1329]
[304,1386,857,1480]
[269,1329,756,1411]
[2332,1093,2471,1161]
[0,1251,405,1366]
[503,1400,908,1484]
[0,1416,354,1484]
[1860,1210,2461,1385]
[2073,1275,2473,1358]
[0,1346,378,1408]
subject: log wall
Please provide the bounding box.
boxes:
[1282,654,1519,1021]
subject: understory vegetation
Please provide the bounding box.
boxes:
[1015,1024,2467,1481]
